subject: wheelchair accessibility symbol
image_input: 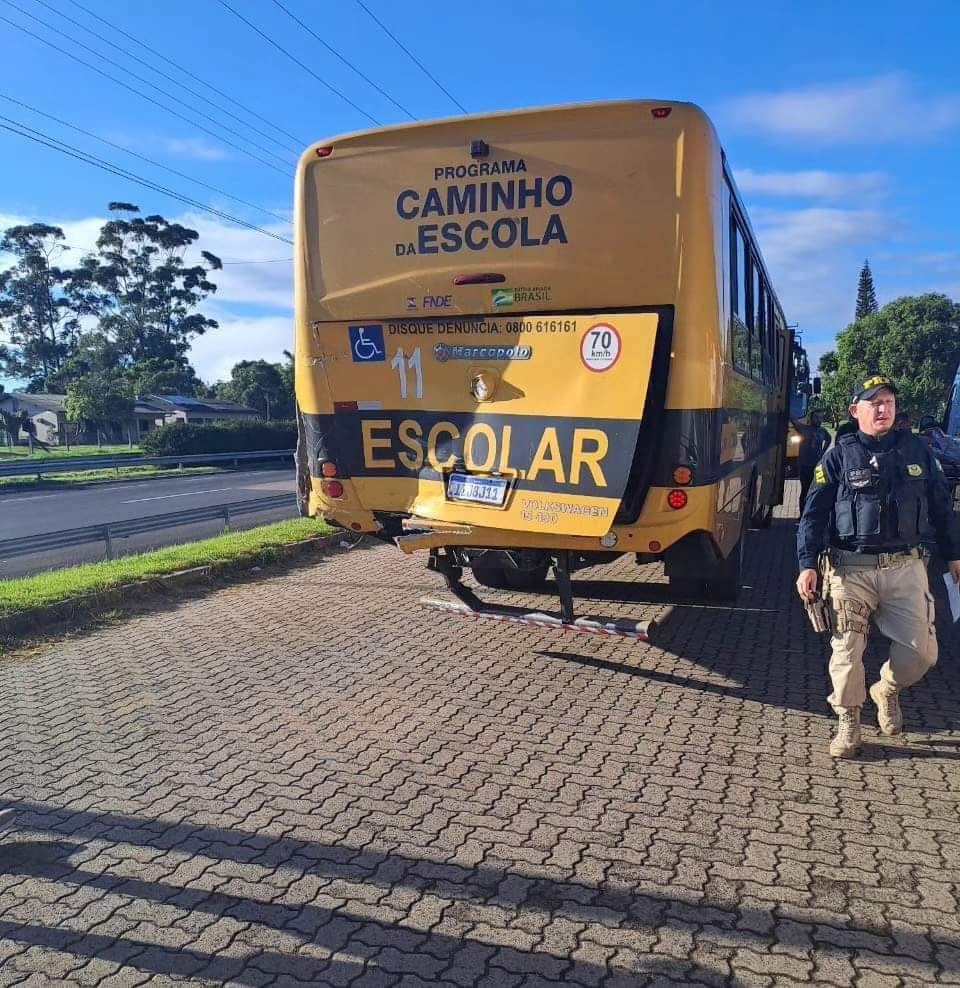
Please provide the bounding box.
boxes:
[348,324,385,363]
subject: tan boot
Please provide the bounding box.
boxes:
[830,708,862,758]
[870,681,903,736]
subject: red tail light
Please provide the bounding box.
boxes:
[316,145,334,158]
[651,107,672,119]
[323,480,344,498]
[667,489,688,510]
[453,272,507,285]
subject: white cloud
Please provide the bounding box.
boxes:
[735,168,887,200]
[161,137,231,161]
[188,309,294,384]
[180,212,293,310]
[725,74,960,143]
[754,207,904,338]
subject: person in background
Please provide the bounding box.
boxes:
[895,411,912,432]
[835,416,858,440]
[794,411,832,513]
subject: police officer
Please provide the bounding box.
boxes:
[796,375,960,758]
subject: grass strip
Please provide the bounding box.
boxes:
[0,465,219,490]
[0,517,331,616]
[0,445,140,460]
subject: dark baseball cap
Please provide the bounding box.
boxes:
[852,375,898,402]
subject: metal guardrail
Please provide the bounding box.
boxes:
[0,449,295,480]
[0,493,296,562]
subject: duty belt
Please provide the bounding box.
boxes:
[829,547,924,569]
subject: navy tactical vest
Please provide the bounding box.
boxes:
[832,433,934,550]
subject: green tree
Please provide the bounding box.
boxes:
[214,358,294,420]
[818,294,960,422]
[0,224,82,389]
[278,349,294,399]
[65,373,134,448]
[855,259,878,320]
[77,202,222,366]
[123,356,207,397]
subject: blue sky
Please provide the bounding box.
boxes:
[1,0,959,387]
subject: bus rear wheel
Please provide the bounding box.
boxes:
[474,566,509,589]
[474,564,550,590]
[503,564,550,590]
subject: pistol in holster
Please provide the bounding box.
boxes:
[804,594,832,633]
[804,552,833,634]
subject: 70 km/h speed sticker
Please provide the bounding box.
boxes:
[580,323,621,372]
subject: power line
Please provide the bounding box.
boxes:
[65,0,306,149]
[0,92,291,226]
[221,258,292,265]
[2,0,296,168]
[0,9,292,177]
[270,0,414,120]
[31,0,301,156]
[0,116,294,245]
[217,0,382,128]
[355,0,467,114]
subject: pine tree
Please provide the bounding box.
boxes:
[855,259,878,320]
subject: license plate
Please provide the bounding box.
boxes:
[447,473,508,506]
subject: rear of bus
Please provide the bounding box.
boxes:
[294,101,724,597]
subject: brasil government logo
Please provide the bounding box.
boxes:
[491,288,514,307]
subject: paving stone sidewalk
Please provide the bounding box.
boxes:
[2,481,960,986]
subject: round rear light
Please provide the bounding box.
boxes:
[321,462,338,478]
[324,480,344,498]
[648,540,662,552]
[673,466,693,486]
[667,489,688,510]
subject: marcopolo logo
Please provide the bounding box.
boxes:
[433,343,532,363]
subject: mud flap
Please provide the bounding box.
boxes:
[295,406,310,518]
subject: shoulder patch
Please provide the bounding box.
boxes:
[907,463,923,477]
[814,464,827,485]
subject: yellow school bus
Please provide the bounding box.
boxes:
[294,100,792,630]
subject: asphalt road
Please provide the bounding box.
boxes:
[0,468,296,578]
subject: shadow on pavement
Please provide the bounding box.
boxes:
[2,802,957,985]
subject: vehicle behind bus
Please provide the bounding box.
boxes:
[294,100,792,629]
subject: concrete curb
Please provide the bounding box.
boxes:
[0,534,334,648]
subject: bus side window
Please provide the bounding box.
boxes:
[730,216,750,373]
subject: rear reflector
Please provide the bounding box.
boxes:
[453,272,507,285]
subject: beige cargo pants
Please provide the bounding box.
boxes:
[825,556,938,712]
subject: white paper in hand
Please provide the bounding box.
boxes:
[942,571,960,623]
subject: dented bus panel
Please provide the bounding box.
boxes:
[294,100,791,617]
